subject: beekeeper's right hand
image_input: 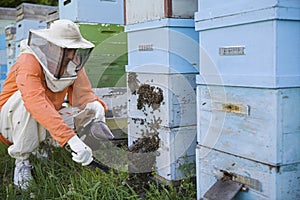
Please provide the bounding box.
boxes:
[67,135,93,166]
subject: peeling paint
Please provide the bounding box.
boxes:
[127,72,140,94]
[111,104,127,117]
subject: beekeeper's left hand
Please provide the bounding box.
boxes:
[85,101,105,122]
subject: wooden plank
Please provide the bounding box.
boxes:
[0,7,16,20]
[204,179,242,200]
[16,3,56,21]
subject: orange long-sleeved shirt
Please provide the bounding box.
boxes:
[0,53,107,146]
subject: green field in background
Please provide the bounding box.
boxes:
[79,23,128,88]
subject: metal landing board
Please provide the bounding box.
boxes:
[204,179,242,200]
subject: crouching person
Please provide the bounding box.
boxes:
[0,19,107,190]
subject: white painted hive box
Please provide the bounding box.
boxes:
[127,72,197,128]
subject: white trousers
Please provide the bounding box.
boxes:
[0,91,46,160]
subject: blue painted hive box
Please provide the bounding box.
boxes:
[126,18,199,74]
[197,0,300,20]
[196,145,300,200]
[59,0,124,24]
[196,82,300,166]
[195,1,300,88]
[15,19,46,41]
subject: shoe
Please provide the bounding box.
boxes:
[14,159,33,190]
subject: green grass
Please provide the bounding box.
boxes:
[0,142,196,200]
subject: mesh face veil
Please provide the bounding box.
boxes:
[28,32,93,80]
[27,19,94,92]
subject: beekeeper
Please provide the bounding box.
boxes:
[0,19,107,190]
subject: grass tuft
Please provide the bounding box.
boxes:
[0,142,196,199]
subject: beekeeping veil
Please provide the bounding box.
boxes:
[28,19,94,92]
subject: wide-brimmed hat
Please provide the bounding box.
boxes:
[30,19,94,49]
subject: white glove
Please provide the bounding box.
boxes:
[85,101,105,122]
[67,135,93,166]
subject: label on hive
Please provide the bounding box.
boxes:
[219,46,246,56]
